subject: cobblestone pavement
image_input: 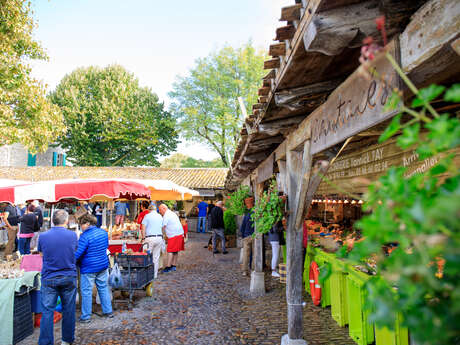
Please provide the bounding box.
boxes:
[19,233,354,345]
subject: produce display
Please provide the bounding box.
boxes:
[0,255,24,279]
[110,222,140,240]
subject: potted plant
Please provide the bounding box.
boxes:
[223,209,237,248]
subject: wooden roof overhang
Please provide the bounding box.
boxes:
[225,0,460,191]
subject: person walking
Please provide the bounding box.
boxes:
[114,201,128,226]
[196,199,208,233]
[268,220,285,277]
[158,204,184,273]
[240,196,255,276]
[18,204,39,255]
[75,213,113,323]
[38,209,78,345]
[141,204,163,279]
[210,201,227,254]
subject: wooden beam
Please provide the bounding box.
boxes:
[263,69,276,80]
[303,0,381,56]
[269,43,287,57]
[256,115,305,136]
[252,103,264,110]
[258,87,270,96]
[275,25,296,41]
[242,151,269,164]
[285,139,311,341]
[400,0,460,85]
[264,58,280,70]
[262,79,271,88]
[280,4,302,22]
[258,96,268,103]
[274,78,342,110]
[275,141,287,161]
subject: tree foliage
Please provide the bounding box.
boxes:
[339,51,460,345]
[0,0,65,153]
[50,65,178,166]
[160,153,225,168]
[169,42,266,166]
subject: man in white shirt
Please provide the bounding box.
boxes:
[158,204,184,273]
[141,204,163,279]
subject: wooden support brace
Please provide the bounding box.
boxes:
[258,87,270,96]
[280,4,302,22]
[269,43,287,57]
[276,25,296,41]
[264,58,281,70]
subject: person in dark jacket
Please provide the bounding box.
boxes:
[240,196,255,276]
[210,201,227,254]
[75,213,113,323]
[18,204,39,254]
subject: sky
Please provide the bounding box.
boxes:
[29,0,292,160]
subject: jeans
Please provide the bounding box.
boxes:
[80,269,112,320]
[270,241,280,271]
[212,228,226,252]
[18,237,31,255]
[96,215,103,227]
[197,216,206,233]
[39,275,77,345]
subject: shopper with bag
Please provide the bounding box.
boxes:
[141,204,163,279]
[75,213,113,323]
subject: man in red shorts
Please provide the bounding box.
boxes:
[158,204,184,273]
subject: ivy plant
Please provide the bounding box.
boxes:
[226,185,251,215]
[335,51,460,345]
[251,179,284,235]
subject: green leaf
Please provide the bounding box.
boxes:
[412,85,446,107]
[397,123,420,149]
[379,114,401,143]
[444,83,460,102]
[384,91,401,112]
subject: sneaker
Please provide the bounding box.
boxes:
[222,251,228,254]
[162,266,171,273]
[102,313,114,318]
[272,271,280,277]
[79,318,91,324]
[170,266,177,271]
[213,250,220,254]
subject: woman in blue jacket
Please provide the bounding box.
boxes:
[75,213,113,323]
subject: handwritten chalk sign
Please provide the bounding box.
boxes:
[310,41,400,155]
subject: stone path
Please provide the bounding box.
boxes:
[19,233,354,345]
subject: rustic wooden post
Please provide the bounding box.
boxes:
[282,125,312,345]
[250,181,266,296]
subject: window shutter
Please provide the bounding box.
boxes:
[52,152,57,166]
[62,154,67,166]
[27,152,36,166]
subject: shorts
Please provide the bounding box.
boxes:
[167,235,185,253]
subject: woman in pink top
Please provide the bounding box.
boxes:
[18,204,39,254]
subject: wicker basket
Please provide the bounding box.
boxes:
[279,263,287,283]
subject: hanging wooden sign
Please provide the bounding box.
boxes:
[310,40,400,155]
[316,138,460,194]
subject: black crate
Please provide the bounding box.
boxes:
[115,253,153,268]
[13,289,33,344]
[119,266,152,289]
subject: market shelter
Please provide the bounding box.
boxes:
[225,1,459,344]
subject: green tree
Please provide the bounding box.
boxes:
[160,153,226,168]
[50,65,178,166]
[169,42,266,166]
[0,0,65,153]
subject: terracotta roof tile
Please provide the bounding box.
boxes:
[0,167,228,189]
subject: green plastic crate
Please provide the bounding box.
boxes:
[330,269,349,326]
[346,271,374,345]
[375,313,409,345]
